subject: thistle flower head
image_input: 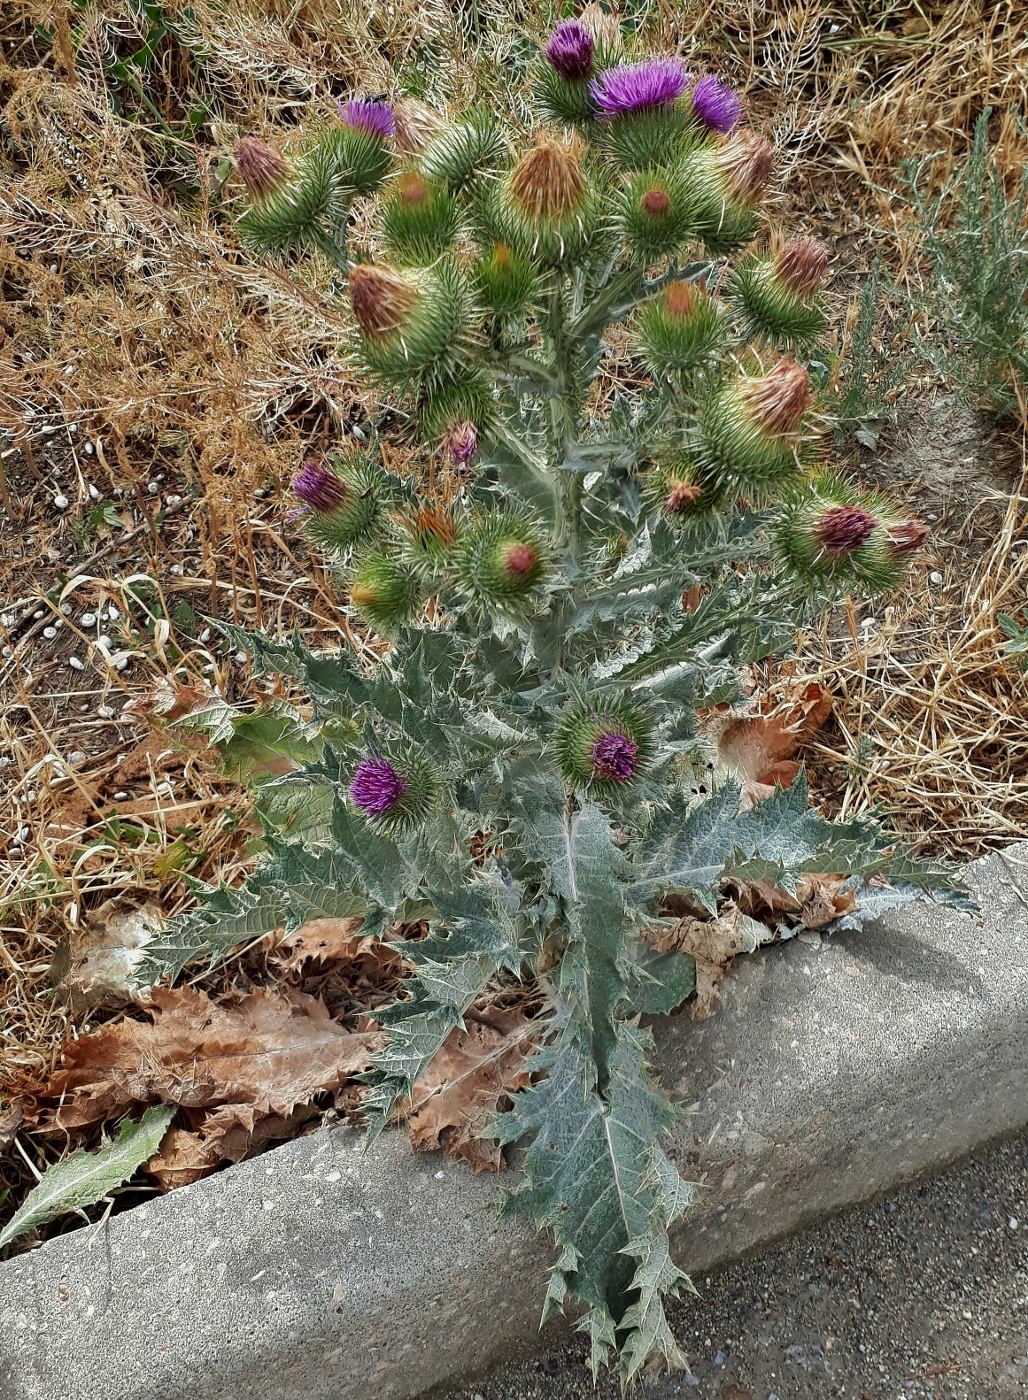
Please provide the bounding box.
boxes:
[664,477,703,513]
[396,170,430,205]
[350,755,407,816]
[590,727,640,782]
[505,542,539,577]
[590,58,688,116]
[235,137,288,198]
[509,131,587,219]
[640,186,672,217]
[816,503,877,553]
[741,357,811,435]
[459,512,549,609]
[775,236,830,296]
[885,518,931,555]
[348,263,417,337]
[444,420,478,465]
[663,280,700,318]
[340,98,395,140]
[690,75,742,133]
[291,460,347,513]
[545,20,595,80]
[393,97,444,154]
[717,131,773,202]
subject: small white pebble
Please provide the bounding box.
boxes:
[199,627,211,642]
[234,650,246,663]
[67,750,85,764]
[324,1171,341,1184]
[60,603,71,615]
[1,645,10,658]
[17,825,30,842]
[42,625,58,639]
[88,484,100,501]
[80,612,97,627]
[147,481,159,495]
[859,617,876,632]
[113,790,128,801]
[98,634,112,649]
[33,609,44,619]
[68,656,84,671]
[83,441,95,456]
[114,657,130,672]
[107,605,120,620]
[49,262,58,274]
[929,570,943,586]
[1010,1217,1019,1230]
[97,704,115,719]
[54,493,69,510]
[0,613,13,627]
[166,493,182,505]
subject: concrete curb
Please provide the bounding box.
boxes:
[2,843,1026,1400]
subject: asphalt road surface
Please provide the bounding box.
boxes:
[453,1132,1028,1400]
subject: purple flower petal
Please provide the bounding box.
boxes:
[340,98,396,140]
[292,461,347,513]
[590,728,640,781]
[545,20,595,80]
[350,755,407,816]
[590,58,688,117]
[690,75,742,133]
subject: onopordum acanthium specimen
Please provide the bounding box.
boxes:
[145,20,972,1378]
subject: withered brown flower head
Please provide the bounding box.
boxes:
[662,280,700,319]
[816,504,877,554]
[396,170,430,206]
[348,263,416,338]
[393,98,444,155]
[885,518,931,556]
[719,132,773,202]
[775,236,830,296]
[742,357,811,435]
[665,479,703,513]
[510,132,586,220]
[235,137,287,198]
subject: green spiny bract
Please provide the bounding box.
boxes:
[170,25,968,1387]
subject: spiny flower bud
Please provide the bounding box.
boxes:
[555,699,653,796]
[696,358,816,499]
[340,98,395,140]
[291,455,385,553]
[487,132,596,265]
[348,551,420,632]
[419,110,503,189]
[420,371,494,448]
[380,170,458,264]
[681,132,773,252]
[236,137,287,197]
[776,474,930,593]
[731,236,830,349]
[349,750,436,828]
[458,512,550,611]
[690,75,742,133]
[475,241,538,318]
[648,456,721,519]
[545,20,595,80]
[634,279,724,375]
[615,169,697,260]
[400,504,460,578]
[590,58,688,116]
[349,261,471,385]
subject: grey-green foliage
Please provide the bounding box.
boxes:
[901,109,1028,421]
[135,24,976,1380]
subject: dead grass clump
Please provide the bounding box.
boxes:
[799,464,1028,858]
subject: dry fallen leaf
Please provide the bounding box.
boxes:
[51,897,160,1011]
[735,871,856,931]
[0,1104,24,1149]
[147,1104,319,1191]
[33,985,380,1132]
[711,682,833,807]
[647,906,771,1019]
[275,916,367,968]
[405,1011,536,1173]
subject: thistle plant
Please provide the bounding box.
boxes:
[142,23,971,1378]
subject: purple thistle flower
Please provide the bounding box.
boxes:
[444,421,478,465]
[350,756,407,816]
[545,20,595,80]
[690,74,742,133]
[590,58,688,118]
[816,504,878,554]
[292,461,347,514]
[340,98,396,140]
[590,728,640,782]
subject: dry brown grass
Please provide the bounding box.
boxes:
[2,0,1027,1209]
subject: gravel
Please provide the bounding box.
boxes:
[454,1133,1028,1400]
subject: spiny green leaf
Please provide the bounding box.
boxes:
[0,1106,175,1252]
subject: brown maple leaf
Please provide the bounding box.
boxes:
[32,986,380,1132]
[404,1011,536,1173]
[710,681,833,807]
